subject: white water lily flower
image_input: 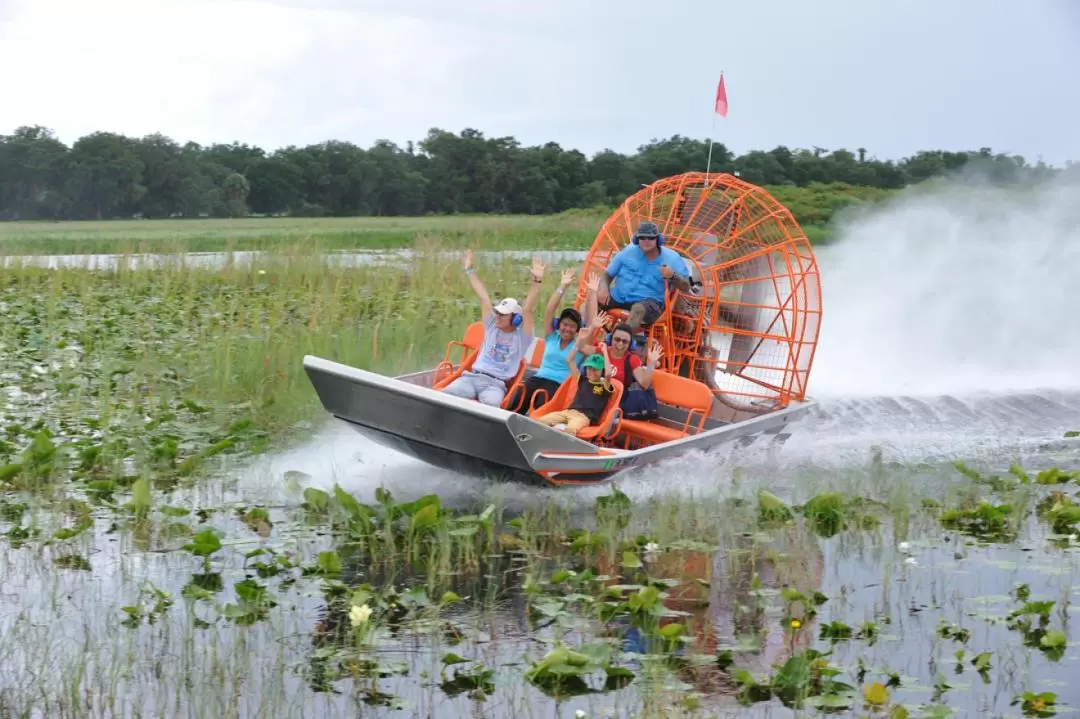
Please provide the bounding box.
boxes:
[644,542,660,554]
[575,711,587,719]
[349,603,372,627]
[904,557,918,566]
[898,541,911,552]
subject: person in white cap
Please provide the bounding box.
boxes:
[441,249,546,406]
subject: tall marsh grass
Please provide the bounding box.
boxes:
[0,244,578,491]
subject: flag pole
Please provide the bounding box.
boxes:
[705,113,719,179]
[705,70,726,186]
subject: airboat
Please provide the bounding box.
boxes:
[303,172,823,486]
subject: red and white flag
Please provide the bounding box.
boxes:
[714,73,728,117]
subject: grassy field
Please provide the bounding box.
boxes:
[0,214,606,255]
[0,212,837,256]
[0,240,1078,717]
[0,182,899,256]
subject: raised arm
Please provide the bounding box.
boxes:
[633,340,664,389]
[583,271,601,327]
[575,309,608,357]
[598,343,614,391]
[566,330,584,371]
[542,268,576,334]
[462,249,493,319]
[521,256,545,337]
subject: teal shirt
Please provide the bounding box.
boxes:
[536,331,582,383]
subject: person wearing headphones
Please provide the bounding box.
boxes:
[573,309,664,419]
[593,220,692,335]
[441,249,544,407]
[512,267,585,414]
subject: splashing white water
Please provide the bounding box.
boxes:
[809,173,1080,399]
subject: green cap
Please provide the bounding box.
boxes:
[583,353,605,370]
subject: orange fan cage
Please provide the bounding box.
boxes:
[574,172,822,412]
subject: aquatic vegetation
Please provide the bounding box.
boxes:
[0,249,576,494]
[0,245,1077,716]
[3,449,1079,716]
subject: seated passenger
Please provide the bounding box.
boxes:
[577,320,662,389]
[514,268,584,414]
[591,220,691,334]
[533,349,615,436]
[441,249,544,407]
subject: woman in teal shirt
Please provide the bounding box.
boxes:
[515,269,583,414]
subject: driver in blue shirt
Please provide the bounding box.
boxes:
[594,221,691,335]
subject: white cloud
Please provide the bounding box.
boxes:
[1,0,1078,165]
[0,0,318,144]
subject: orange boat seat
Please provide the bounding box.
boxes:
[502,338,546,412]
[432,321,486,389]
[576,378,624,442]
[528,372,624,443]
[434,325,544,411]
[529,337,546,367]
[617,370,713,445]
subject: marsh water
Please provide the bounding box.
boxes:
[6,384,1076,718]
[0,248,589,271]
[3,188,1080,717]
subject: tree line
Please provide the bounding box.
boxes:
[1,125,1074,221]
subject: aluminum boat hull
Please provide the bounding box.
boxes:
[303,355,813,487]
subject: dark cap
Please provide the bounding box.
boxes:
[635,221,660,238]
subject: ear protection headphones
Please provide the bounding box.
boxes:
[632,232,665,247]
[604,331,638,353]
[510,313,522,327]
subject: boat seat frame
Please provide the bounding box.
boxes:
[432,323,545,412]
[528,373,625,444]
[615,369,714,447]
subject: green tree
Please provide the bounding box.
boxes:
[0,123,1069,225]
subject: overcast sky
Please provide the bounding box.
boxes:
[1,0,1078,165]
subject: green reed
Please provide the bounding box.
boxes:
[0,244,580,492]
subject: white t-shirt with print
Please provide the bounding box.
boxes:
[471,314,529,380]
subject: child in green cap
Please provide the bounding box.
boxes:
[533,344,615,435]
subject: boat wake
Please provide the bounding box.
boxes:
[241,384,1080,511]
[240,173,1080,507]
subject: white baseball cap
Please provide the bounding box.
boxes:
[493,297,523,316]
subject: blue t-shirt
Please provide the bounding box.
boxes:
[535,331,583,383]
[606,245,690,306]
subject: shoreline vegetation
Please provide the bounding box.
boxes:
[4,123,1077,254]
[0,178,885,255]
